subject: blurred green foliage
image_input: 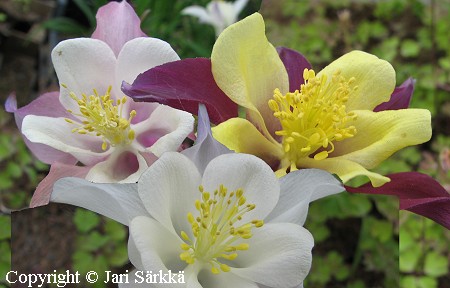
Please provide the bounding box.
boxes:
[2,0,450,287]
[69,209,129,287]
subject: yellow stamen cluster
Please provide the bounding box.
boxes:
[64,85,137,151]
[268,69,358,171]
[179,184,264,275]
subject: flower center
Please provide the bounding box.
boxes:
[179,184,264,274]
[64,85,137,151]
[268,68,358,172]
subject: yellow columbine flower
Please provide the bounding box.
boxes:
[211,13,431,187]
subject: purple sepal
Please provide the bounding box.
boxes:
[277,47,312,92]
[374,78,415,112]
[346,172,450,230]
[122,58,238,124]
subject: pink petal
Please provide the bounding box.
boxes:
[346,172,450,230]
[374,78,414,111]
[30,163,90,208]
[5,92,77,165]
[122,58,238,124]
[91,0,146,57]
[277,47,312,93]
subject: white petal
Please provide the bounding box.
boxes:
[85,148,149,183]
[138,152,202,237]
[130,216,187,279]
[51,177,147,226]
[140,105,194,157]
[22,115,108,165]
[198,269,258,288]
[182,6,214,24]
[233,0,249,14]
[265,169,344,226]
[232,223,313,288]
[201,153,279,222]
[116,37,180,95]
[51,38,117,110]
[118,270,146,288]
[210,1,237,26]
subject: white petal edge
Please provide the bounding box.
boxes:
[51,38,117,111]
[265,169,344,226]
[22,115,109,165]
[233,0,249,14]
[142,105,194,157]
[130,216,188,287]
[116,37,180,95]
[85,148,149,183]
[182,6,214,24]
[232,223,314,288]
[51,177,147,226]
[138,152,202,238]
[198,268,259,288]
[201,153,280,223]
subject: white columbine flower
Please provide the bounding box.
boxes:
[50,106,344,287]
[51,153,344,288]
[182,0,249,36]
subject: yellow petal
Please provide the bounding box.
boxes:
[317,50,396,111]
[300,157,390,187]
[212,117,283,166]
[333,109,431,169]
[211,12,289,139]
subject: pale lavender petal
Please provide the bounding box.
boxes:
[91,0,146,57]
[182,104,231,174]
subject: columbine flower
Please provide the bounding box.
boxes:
[182,0,249,36]
[49,105,344,287]
[123,13,431,187]
[6,0,193,206]
[208,13,432,187]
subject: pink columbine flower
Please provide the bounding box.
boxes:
[6,1,194,207]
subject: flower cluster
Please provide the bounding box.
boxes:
[6,1,450,288]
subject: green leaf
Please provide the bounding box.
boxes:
[400,39,420,58]
[107,244,129,267]
[42,17,88,35]
[77,231,110,252]
[72,251,94,274]
[104,219,126,241]
[73,0,96,28]
[400,249,421,272]
[417,276,438,288]
[73,209,100,233]
[370,219,393,242]
[0,216,11,240]
[6,162,22,178]
[424,251,448,277]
